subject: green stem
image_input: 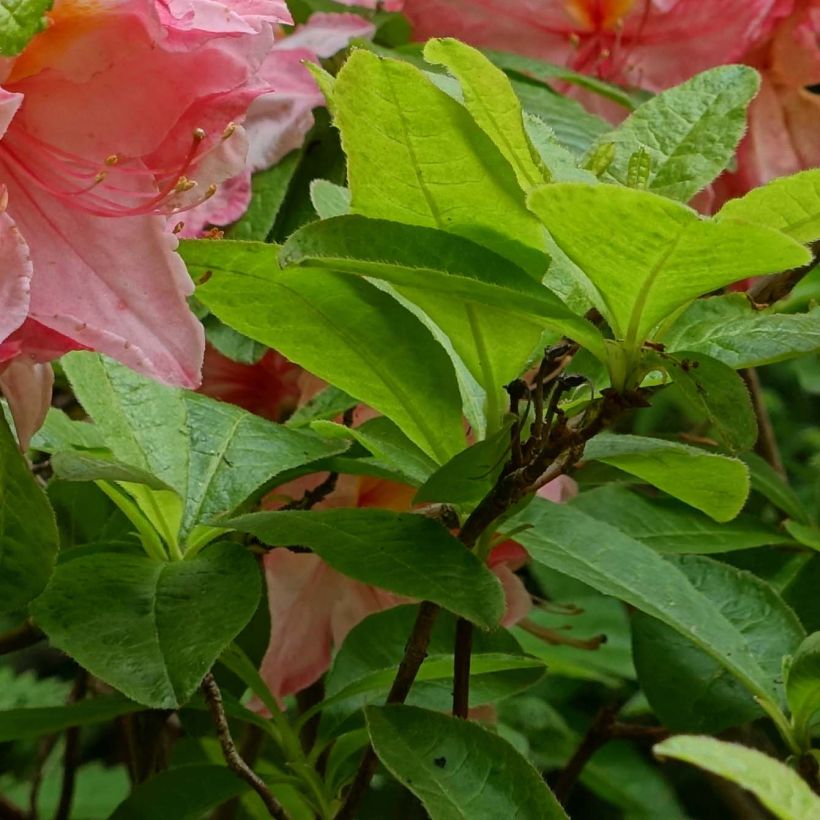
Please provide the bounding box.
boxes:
[96,482,168,562]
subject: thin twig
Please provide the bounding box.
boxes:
[55,671,89,820]
[335,602,440,820]
[0,620,44,655]
[282,471,339,511]
[552,701,622,805]
[452,618,473,719]
[741,368,786,477]
[201,673,289,820]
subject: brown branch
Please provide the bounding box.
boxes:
[747,240,820,306]
[741,368,786,477]
[452,618,473,719]
[552,701,622,804]
[0,620,44,655]
[201,673,289,820]
[282,471,339,511]
[335,601,440,820]
[0,796,25,820]
[55,671,89,820]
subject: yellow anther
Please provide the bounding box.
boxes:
[221,122,237,140]
[174,176,197,193]
[203,183,218,200]
[105,154,119,166]
[192,127,207,142]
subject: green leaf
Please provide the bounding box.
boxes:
[586,65,759,201]
[423,38,548,190]
[320,606,543,731]
[366,704,568,820]
[654,736,820,820]
[527,184,810,346]
[202,315,266,365]
[650,350,758,451]
[225,150,302,241]
[109,765,247,820]
[0,695,140,743]
[187,240,466,463]
[0,413,58,613]
[312,417,437,486]
[785,521,820,551]
[742,452,810,524]
[334,49,548,277]
[310,178,351,219]
[414,419,513,505]
[286,385,356,429]
[572,485,792,554]
[0,0,52,56]
[31,543,261,708]
[514,500,784,710]
[786,632,820,743]
[50,451,175,491]
[717,169,820,243]
[664,294,820,368]
[583,432,750,522]
[223,509,504,628]
[632,556,804,732]
[62,352,345,542]
[280,216,608,384]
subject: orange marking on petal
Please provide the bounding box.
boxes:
[565,0,637,31]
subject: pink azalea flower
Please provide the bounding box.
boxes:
[180,12,375,235]
[714,0,820,201]
[0,0,289,443]
[400,0,790,93]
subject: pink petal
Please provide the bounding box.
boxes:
[492,563,533,627]
[3,174,204,387]
[0,358,53,451]
[158,0,293,32]
[0,189,32,344]
[275,12,375,56]
[537,475,579,503]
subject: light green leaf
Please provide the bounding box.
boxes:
[528,184,810,345]
[286,385,356,429]
[225,150,302,241]
[784,521,820,551]
[334,49,548,276]
[223,509,504,628]
[583,432,749,522]
[654,736,820,820]
[187,240,466,463]
[423,38,548,190]
[649,350,757,451]
[632,556,804,732]
[62,352,348,542]
[310,178,351,219]
[367,705,568,820]
[572,485,792,554]
[514,500,782,710]
[0,0,52,56]
[786,632,820,743]
[587,65,759,201]
[717,169,820,243]
[31,543,261,708]
[50,451,175,491]
[0,413,58,613]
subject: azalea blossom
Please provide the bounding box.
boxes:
[714,0,820,200]
[0,0,290,445]
[181,11,375,235]
[400,0,789,92]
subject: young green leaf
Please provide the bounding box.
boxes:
[187,240,466,463]
[586,65,760,201]
[664,294,820,368]
[513,500,783,712]
[310,178,351,219]
[527,183,810,346]
[0,413,58,613]
[583,433,750,522]
[31,543,261,708]
[62,352,345,542]
[572,485,792,554]
[632,556,804,732]
[655,736,820,820]
[786,632,820,744]
[423,38,548,190]
[223,509,504,628]
[333,49,548,276]
[717,169,820,243]
[367,704,568,820]
[0,0,52,56]
[648,350,758,451]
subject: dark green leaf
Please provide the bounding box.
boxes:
[742,452,810,524]
[786,632,820,743]
[0,413,58,612]
[223,510,504,628]
[367,704,568,820]
[31,543,261,708]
